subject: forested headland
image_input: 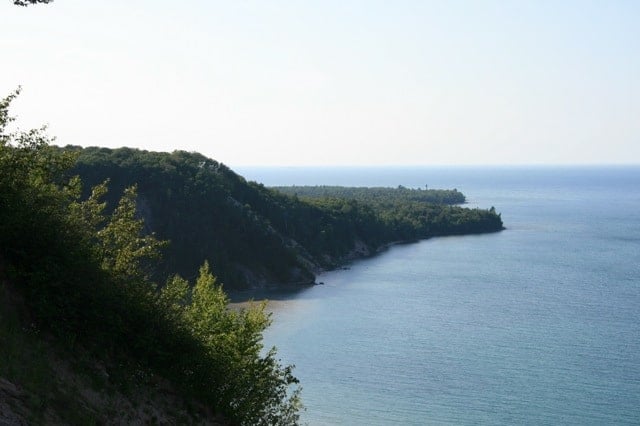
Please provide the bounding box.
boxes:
[66,146,503,290]
[271,185,466,205]
[0,89,502,424]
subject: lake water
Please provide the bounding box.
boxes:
[234,166,640,425]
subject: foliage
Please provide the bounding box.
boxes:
[272,185,466,205]
[269,186,503,244]
[185,262,301,424]
[64,146,503,289]
[96,185,167,282]
[65,146,316,288]
[0,91,300,425]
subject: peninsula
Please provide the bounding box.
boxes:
[68,146,504,290]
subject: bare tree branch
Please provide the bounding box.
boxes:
[13,0,54,6]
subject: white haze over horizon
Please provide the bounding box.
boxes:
[1,0,639,167]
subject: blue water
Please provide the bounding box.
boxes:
[235,166,640,425]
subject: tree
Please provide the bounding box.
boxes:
[97,184,167,283]
[13,0,53,6]
[186,261,302,425]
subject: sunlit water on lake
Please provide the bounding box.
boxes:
[233,166,640,425]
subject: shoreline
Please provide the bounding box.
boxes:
[229,226,505,304]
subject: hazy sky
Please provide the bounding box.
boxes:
[2,0,638,166]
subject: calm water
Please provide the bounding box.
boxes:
[235,166,640,425]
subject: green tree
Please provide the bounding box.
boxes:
[97,184,167,283]
[186,262,302,425]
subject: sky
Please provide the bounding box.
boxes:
[1,0,638,166]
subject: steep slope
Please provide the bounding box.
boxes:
[68,147,320,288]
[0,274,227,425]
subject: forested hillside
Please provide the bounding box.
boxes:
[0,91,300,424]
[66,146,504,290]
[272,185,466,205]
